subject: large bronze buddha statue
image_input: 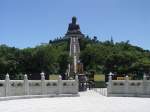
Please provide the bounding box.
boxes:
[66,17,82,35]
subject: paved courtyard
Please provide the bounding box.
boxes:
[0,90,150,112]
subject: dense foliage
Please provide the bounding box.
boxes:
[79,36,150,77]
[0,36,150,79]
[0,38,70,79]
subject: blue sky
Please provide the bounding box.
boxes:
[0,0,150,50]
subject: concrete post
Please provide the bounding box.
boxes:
[24,74,29,95]
[58,75,62,94]
[41,72,46,95]
[125,75,129,94]
[75,75,79,93]
[107,75,112,96]
[143,74,147,95]
[5,73,10,96]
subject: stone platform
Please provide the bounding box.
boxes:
[0,90,150,112]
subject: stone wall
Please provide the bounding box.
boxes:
[107,75,150,97]
[0,73,78,97]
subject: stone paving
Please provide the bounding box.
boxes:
[0,89,150,112]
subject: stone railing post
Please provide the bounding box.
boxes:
[58,75,62,94]
[41,72,46,95]
[125,75,129,94]
[75,75,79,93]
[143,74,147,95]
[5,73,10,96]
[107,75,112,96]
[24,74,29,95]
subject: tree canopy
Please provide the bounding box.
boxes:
[79,36,150,77]
[0,36,150,79]
[0,38,70,79]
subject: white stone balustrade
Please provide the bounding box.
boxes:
[0,72,78,97]
[107,75,150,97]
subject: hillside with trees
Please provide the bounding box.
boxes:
[79,36,150,79]
[0,37,150,79]
[0,38,70,79]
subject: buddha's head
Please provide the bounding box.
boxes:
[72,16,77,24]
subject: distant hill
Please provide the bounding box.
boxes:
[0,37,150,79]
[79,36,150,78]
[0,38,70,79]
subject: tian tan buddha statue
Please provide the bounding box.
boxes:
[66,16,82,35]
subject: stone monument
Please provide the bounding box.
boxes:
[66,16,84,37]
[65,17,84,78]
